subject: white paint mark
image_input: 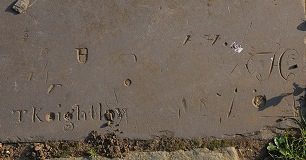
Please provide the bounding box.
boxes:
[147,24,151,35]
[14,81,18,92]
[230,42,243,53]
[28,0,38,8]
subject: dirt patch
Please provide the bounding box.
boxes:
[0,131,271,160]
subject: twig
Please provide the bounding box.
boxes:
[182,98,187,111]
[227,96,235,118]
[200,99,207,108]
[267,53,275,79]
[211,35,220,45]
[245,55,254,74]
[47,84,55,94]
[230,63,238,74]
[28,72,33,81]
[183,35,191,45]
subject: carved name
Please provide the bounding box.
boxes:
[11,103,128,124]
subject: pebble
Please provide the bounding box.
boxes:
[12,0,29,13]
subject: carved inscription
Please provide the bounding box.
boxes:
[75,48,88,64]
[32,107,43,122]
[11,103,128,131]
[11,110,27,122]
[63,122,74,131]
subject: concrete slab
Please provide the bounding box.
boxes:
[0,0,305,141]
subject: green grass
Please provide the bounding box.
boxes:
[192,138,203,148]
[86,148,98,158]
[54,150,70,158]
[207,139,229,150]
[267,109,306,160]
[59,151,70,158]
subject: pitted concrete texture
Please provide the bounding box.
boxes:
[49,147,241,160]
[0,0,305,141]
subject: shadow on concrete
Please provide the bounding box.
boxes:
[259,93,292,111]
[297,21,306,31]
[5,0,18,15]
[293,83,306,111]
[259,83,306,111]
[100,123,108,128]
[292,82,305,96]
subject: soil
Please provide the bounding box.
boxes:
[0,131,271,160]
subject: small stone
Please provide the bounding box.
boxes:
[12,0,30,14]
[45,144,51,150]
[105,110,115,121]
[252,95,266,108]
[124,79,132,86]
[106,121,111,126]
[0,143,2,149]
[114,146,121,153]
[9,149,13,156]
[34,143,44,151]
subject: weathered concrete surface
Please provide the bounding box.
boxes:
[49,147,241,160]
[0,0,305,141]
